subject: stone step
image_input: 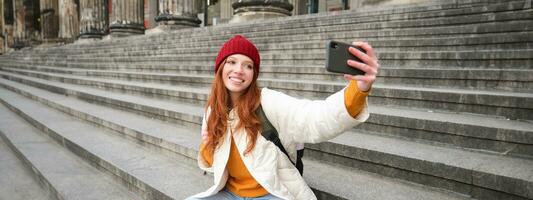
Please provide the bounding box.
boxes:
[0,79,474,200]
[16,2,530,57]
[9,20,533,62]
[57,32,533,59]
[0,65,529,121]
[28,17,533,58]
[0,88,213,200]
[66,0,531,51]
[2,76,528,199]
[302,158,473,200]
[0,71,205,128]
[305,129,533,200]
[376,67,533,92]
[5,64,533,93]
[0,66,210,102]
[23,49,530,69]
[0,137,55,200]
[60,2,532,51]
[361,105,533,156]
[0,105,141,200]
[2,66,532,121]
[164,10,532,43]
[22,31,533,60]
[1,71,531,158]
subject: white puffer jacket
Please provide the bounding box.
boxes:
[190,87,370,200]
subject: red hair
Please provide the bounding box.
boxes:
[204,60,262,156]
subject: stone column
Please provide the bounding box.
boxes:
[4,0,15,48]
[155,0,201,29]
[220,0,233,20]
[13,0,26,47]
[58,0,80,40]
[0,0,4,54]
[40,0,60,40]
[229,0,293,23]
[145,0,158,29]
[318,0,327,13]
[79,0,107,39]
[109,0,145,36]
[349,0,362,10]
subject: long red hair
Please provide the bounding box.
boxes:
[204,60,262,156]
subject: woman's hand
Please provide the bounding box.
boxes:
[344,41,379,92]
[201,129,209,143]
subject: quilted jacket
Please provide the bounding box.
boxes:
[190,87,369,200]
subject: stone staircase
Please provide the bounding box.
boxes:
[0,0,532,199]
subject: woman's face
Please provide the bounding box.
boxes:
[222,54,255,99]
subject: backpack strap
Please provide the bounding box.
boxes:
[256,106,295,168]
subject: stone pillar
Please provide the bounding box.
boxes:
[40,0,60,40]
[220,0,233,20]
[229,0,293,23]
[109,0,145,36]
[0,0,4,54]
[4,0,15,48]
[349,0,362,9]
[318,0,327,13]
[79,0,107,39]
[145,0,158,29]
[58,0,80,40]
[13,0,26,47]
[155,0,201,29]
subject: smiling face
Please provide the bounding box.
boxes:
[221,54,255,101]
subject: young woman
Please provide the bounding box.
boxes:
[187,35,379,200]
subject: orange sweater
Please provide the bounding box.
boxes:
[199,80,368,197]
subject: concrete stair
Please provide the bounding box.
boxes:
[0,106,143,200]
[0,0,532,199]
[0,86,211,200]
[0,135,54,200]
[0,78,472,200]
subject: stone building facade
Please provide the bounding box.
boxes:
[0,0,432,53]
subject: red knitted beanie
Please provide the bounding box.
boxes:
[214,35,260,74]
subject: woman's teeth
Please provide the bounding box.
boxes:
[230,77,245,83]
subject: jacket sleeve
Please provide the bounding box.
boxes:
[260,85,370,144]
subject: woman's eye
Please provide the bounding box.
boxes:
[228,61,235,64]
[246,65,253,69]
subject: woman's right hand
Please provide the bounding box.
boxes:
[201,129,209,143]
[344,41,379,92]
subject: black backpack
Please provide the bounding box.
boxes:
[256,106,304,175]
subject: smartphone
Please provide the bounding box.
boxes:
[325,40,366,75]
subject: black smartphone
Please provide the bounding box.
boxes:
[325,40,366,75]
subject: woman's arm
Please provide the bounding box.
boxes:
[261,86,369,144]
[345,80,370,117]
[261,41,378,144]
